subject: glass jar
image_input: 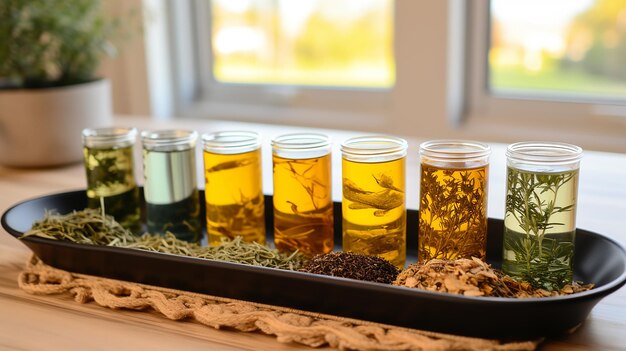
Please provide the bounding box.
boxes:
[341,135,407,268]
[502,141,582,291]
[82,127,141,233]
[418,140,490,262]
[141,130,201,242]
[272,133,333,256]
[202,131,265,246]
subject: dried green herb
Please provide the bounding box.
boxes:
[300,252,399,284]
[22,208,305,270]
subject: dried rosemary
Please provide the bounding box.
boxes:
[300,252,399,284]
[21,208,305,270]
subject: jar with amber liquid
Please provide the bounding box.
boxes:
[418,140,490,262]
[202,131,265,246]
[341,136,407,269]
[272,133,333,257]
[82,127,141,233]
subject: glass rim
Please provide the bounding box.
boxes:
[202,131,261,154]
[141,129,198,151]
[82,127,137,148]
[419,140,491,162]
[506,141,583,165]
[341,135,407,156]
[271,133,330,151]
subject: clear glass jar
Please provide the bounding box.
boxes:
[272,133,333,257]
[141,130,201,242]
[202,131,265,246]
[502,141,582,291]
[341,135,407,268]
[82,127,141,232]
[418,140,491,262]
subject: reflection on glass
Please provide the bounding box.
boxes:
[211,0,395,88]
[490,0,626,98]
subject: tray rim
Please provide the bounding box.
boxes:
[3,188,626,339]
[3,188,626,304]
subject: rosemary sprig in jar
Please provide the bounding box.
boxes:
[503,169,578,290]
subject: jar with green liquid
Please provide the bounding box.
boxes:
[141,130,201,242]
[502,142,582,291]
[82,127,141,233]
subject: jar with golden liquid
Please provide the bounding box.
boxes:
[82,127,141,233]
[272,133,333,257]
[141,130,201,242]
[341,136,407,269]
[418,140,491,262]
[202,131,266,246]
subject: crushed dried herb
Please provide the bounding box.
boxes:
[300,252,399,284]
[22,208,305,270]
[394,258,593,298]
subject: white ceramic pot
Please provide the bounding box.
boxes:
[0,79,113,167]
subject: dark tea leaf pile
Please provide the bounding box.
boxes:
[300,251,399,284]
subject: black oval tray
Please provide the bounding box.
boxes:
[2,189,626,340]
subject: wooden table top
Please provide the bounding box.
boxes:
[1,117,625,350]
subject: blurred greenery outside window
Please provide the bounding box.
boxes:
[490,0,626,100]
[209,0,395,89]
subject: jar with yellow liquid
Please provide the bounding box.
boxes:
[272,133,333,257]
[82,127,141,233]
[418,140,491,262]
[341,136,407,269]
[202,131,266,246]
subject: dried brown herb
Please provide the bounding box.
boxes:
[419,165,488,261]
[394,258,593,298]
[343,177,403,217]
[300,252,399,284]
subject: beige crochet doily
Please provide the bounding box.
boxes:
[18,256,539,351]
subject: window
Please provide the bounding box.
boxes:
[490,0,626,101]
[169,0,401,131]
[465,0,626,152]
[210,0,394,88]
[153,1,626,152]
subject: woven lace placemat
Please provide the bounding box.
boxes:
[18,256,539,351]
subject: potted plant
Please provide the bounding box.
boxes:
[0,0,124,167]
